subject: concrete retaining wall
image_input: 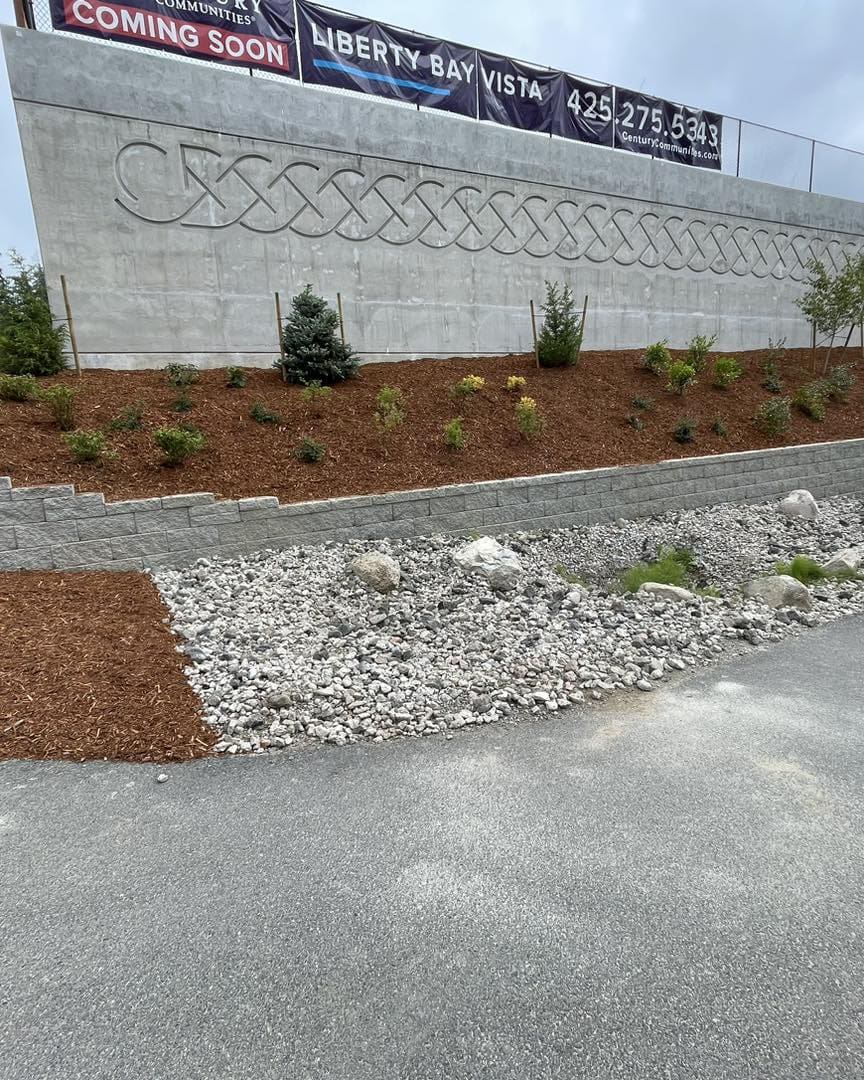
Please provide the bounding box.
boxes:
[2,438,862,571]
[4,27,864,368]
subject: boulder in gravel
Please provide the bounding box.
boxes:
[351,551,400,593]
[779,489,819,521]
[637,582,696,602]
[453,536,523,590]
[821,547,862,575]
[742,574,813,611]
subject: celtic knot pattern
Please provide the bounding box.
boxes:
[114,140,864,279]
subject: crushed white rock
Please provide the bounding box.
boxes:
[153,494,864,754]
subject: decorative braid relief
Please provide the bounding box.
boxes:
[114,140,863,279]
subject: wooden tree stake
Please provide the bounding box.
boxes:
[529,299,539,367]
[275,291,286,381]
[60,274,81,378]
[337,291,346,346]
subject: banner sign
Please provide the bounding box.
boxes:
[557,73,615,147]
[296,1,477,117]
[478,52,561,135]
[49,0,297,74]
[614,89,722,169]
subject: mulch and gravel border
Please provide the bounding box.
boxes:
[0,571,215,763]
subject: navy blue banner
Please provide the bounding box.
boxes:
[296,1,477,116]
[557,73,615,147]
[615,90,722,169]
[478,52,560,134]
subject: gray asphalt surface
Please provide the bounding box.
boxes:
[2,618,864,1080]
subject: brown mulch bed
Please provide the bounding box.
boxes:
[1,348,862,504]
[0,572,215,763]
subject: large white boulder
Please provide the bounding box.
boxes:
[742,574,813,611]
[453,536,523,590]
[350,551,400,593]
[821,547,862,575]
[779,489,819,521]
[638,582,696,602]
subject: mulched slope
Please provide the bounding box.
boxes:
[0,348,862,504]
[0,572,215,763]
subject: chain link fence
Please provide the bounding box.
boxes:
[14,0,864,203]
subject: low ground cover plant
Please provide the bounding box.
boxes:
[774,555,827,585]
[0,373,38,401]
[713,356,744,389]
[712,416,728,437]
[250,402,282,424]
[172,393,194,413]
[643,341,671,374]
[505,375,526,392]
[793,381,829,421]
[374,386,405,435]
[620,546,695,593]
[515,395,543,439]
[39,385,75,430]
[686,334,716,373]
[0,254,67,376]
[626,413,644,430]
[154,425,205,466]
[755,397,791,435]
[453,375,485,398]
[673,417,697,443]
[300,381,333,413]
[163,362,198,388]
[279,285,357,385]
[107,402,144,431]
[295,436,325,463]
[65,429,109,463]
[631,395,655,411]
[537,281,584,367]
[666,362,697,395]
[443,417,466,450]
[226,366,246,389]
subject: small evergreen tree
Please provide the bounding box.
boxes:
[279,285,358,385]
[537,281,584,368]
[0,253,67,376]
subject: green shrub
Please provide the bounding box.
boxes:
[686,334,716,372]
[626,414,644,430]
[762,372,784,394]
[39,385,75,431]
[279,285,357,385]
[515,395,544,439]
[713,356,744,389]
[673,417,697,443]
[163,362,199,388]
[374,386,405,435]
[773,555,827,585]
[154,425,205,466]
[711,416,728,437]
[822,364,856,403]
[0,373,39,401]
[537,281,584,367]
[666,362,697,395]
[64,429,108,463]
[643,341,672,374]
[631,395,655,411]
[443,417,467,450]
[765,337,786,367]
[620,547,694,593]
[300,381,333,414]
[226,366,247,389]
[555,564,585,585]
[452,375,485,398]
[793,381,829,421]
[250,402,282,424]
[0,254,67,376]
[107,402,144,431]
[294,436,326,463]
[755,397,792,436]
[172,393,194,413]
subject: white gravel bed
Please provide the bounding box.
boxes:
[154,495,864,754]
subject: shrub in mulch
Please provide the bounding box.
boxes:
[0,572,215,763]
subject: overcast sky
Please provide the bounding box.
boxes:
[3,0,864,265]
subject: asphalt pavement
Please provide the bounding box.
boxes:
[2,617,864,1080]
